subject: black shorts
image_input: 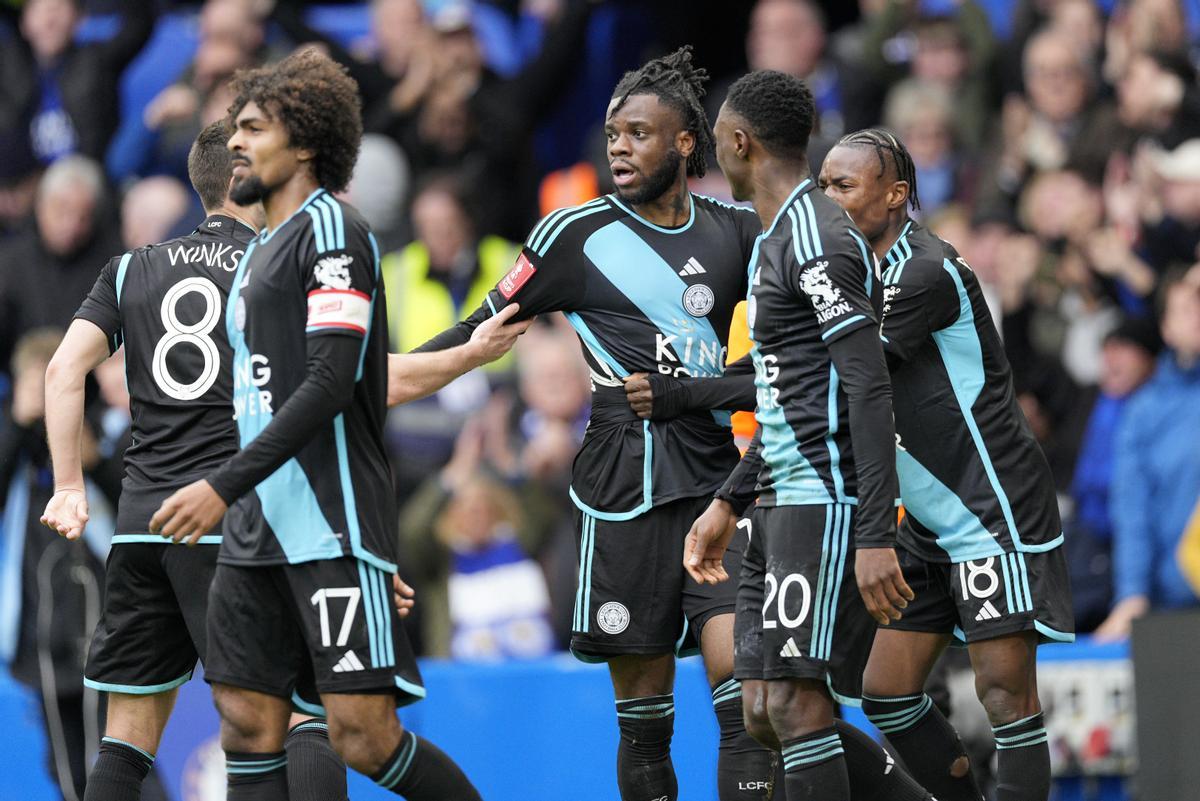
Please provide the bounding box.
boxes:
[890,544,1075,645]
[84,543,217,694]
[734,504,875,704]
[570,496,742,661]
[205,558,424,708]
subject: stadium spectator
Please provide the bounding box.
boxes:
[861,0,995,151]
[0,0,154,177]
[0,156,121,373]
[399,417,557,661]
[1115,48,1200,149]
[341,133,412,250]
[1098,271,1200,640]
[881,79,967,216]
[1068,317,1162,632]
[119,175,193,250]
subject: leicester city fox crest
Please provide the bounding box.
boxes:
[314,254,354,290]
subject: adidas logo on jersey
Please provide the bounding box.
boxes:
[332,650,365,673]
[678,257,706,276]
[975,600,1002,621]
[779,637,803,658]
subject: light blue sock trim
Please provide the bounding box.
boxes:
[377,732,418,789]
[101,737,155,763]
[992,712,1043,733]
[227,755,288,775]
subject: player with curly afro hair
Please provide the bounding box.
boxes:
[226,47,362,204]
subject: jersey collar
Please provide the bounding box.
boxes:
[607,192,696,234]
[202,214,258,242]
[765,178,814,236]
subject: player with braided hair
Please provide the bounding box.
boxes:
[416,47,781,800]
[820,129,1072,801]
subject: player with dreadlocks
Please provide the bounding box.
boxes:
[819,128,1074,801]
[415,46,781,800]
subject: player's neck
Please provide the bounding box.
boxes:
[210,204,262,233]
[751,161,811,231]
[872,215,911,261]
[263,174,322,232]
[630,180,692,228]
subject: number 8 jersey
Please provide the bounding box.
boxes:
[75,214,255,536]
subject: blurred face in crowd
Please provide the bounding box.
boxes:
[605,94,692,206]
[912,22,969,87]
[1117,53,1181,129]
[747,0,825,78]
[518,337,589,423]
[122,176,190,250]
[1162,281,1200,360]
[439,26,484,78]
[1160,177,1200,224]
[444,478,506,550]
[899,113,952,168]
[36,178,97,257]
[194,36,254,89]
[1052,0,1103,54]
[228,101,305,206]
[200,0,263,57]
[372,0,426,77]
[1020,170,1102,243]
[412,186,472,272]
[819,144,907,244]
[21,0,80,62]
[1023,32,1090,124]
[1100,339,1155,397]
[419,85,473,156]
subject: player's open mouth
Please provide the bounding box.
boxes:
[611,163,637,187]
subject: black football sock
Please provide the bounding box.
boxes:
[285,720,347,801]
[84,737,155,801]
[862,692,984,801]
[370,729,482,800]
[712,677,781,800]
[992,712,1051,801]
[226,751,288,801]
[781,726,850,801]
[834,719,934,800]
[615,693,677,801]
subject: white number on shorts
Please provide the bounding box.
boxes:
[762,572,812,631]
[958,558,1000,601]
[737,517,752,542]
[152,277,222,400]
[310,587,362,648]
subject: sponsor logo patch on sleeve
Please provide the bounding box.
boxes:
[498,252,537,300]
[306,288,371,334]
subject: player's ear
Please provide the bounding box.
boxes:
[676,129,696,161]
[888,180,910,212]
[733,128,751,160]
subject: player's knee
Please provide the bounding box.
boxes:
[741,705,776,750]
[328,715,401,774]
[974,671,1037,726]
[764,680,831,740]
[213,687,273,751]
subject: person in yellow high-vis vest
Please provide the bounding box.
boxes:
[381,180,520,369]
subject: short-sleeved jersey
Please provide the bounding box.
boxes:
[881,220,1061,562]
[747,179,882,507]
[74,215,254,538]
[221,190,396,570]
[482,193,760,519]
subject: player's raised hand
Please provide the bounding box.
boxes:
[684,499,738,585]
[468,303,534,367]
[393,574,416,618]
[149,480,227,546]
[855,547,914,626]
[41,489,90,540]
[623,373,654,419]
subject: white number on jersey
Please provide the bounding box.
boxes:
[151,277,222,400]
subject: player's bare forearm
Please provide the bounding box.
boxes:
[43,320,111,494]
[388,304,532,406]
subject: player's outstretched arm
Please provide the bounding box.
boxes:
[826,325,913,626]
[624,353,758,420]
[40,320,111,540]
[387,303,533,406]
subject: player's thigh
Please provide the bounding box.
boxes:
[571,503,689,660]
[281,557,426,707]
[607,652,676,699]
[85,544,200,696]
[863,630,951,697]
[688,507,750,683]
[204,563,305,701]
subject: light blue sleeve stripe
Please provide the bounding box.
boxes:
[323,197,345,249]
[821,314,867,341]
[114,252,133,306]
[802,195,824,256]
[317,201,335,253]
[307,207,326,253]
[485,295,498,316]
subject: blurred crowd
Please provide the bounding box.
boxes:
[2,0,1200,682]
